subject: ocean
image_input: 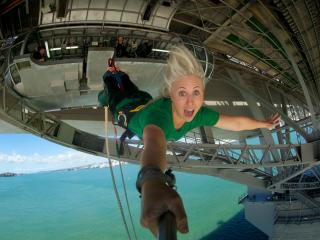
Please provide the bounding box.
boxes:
[0,164,267,240]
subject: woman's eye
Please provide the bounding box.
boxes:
[193,90,201,96]
[178,91,187,97]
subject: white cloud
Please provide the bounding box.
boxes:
[0,150,110,173]
[0,151,98,163]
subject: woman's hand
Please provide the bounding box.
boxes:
[140,177,188,236]
[106,66,119,72]
[264,113,281,130]
[140,124,188,236]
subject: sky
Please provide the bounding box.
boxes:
[0,133,108,174]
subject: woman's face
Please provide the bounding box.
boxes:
[170,74,204,123]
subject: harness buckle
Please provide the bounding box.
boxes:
[117,111,128,128]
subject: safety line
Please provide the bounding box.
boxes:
[104,107,132,240]
[113,122,138,240]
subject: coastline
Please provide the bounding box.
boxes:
[0,172,17,177]
[1,160,123,176]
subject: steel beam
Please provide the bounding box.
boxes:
[224,68,311,141]
[227,68,280,167]
[204,0,253,44]
[272,27,320,134]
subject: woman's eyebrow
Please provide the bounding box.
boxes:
[193,86,201,89]
[178,87,186,90]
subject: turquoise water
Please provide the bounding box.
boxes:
[0,164,267,240]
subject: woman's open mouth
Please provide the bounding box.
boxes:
[184,109,194,118]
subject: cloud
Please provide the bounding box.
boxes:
[0,152,27,163]
[0,151,98,163]
[0,150,109,173]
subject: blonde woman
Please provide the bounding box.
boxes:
[106,45,280,235]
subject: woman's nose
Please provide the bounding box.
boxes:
[186,95,193,106]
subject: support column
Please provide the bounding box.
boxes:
[277,94,290,159]
[199,126,216,161]
[199,126,215,144]
[25,0,29,15]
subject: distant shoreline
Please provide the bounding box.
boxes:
[42,160,122,174]
[0,172,17,177]
[1,160,123,176]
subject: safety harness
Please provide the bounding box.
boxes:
[98,58,152,154]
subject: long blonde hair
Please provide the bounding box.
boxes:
[161,44,205,97]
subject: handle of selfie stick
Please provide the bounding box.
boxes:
[157,211,177,240]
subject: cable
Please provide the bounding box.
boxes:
[104,61,138,239]
[104,106,132,240]
[113,122,138,240]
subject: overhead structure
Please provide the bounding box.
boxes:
[0,0,320,239]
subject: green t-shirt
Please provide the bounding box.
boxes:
[128,97,220,141]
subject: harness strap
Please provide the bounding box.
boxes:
[130,105,145,113]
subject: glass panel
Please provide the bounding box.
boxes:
[206,50,213,64]
[16,61,31,70]
[206,63,213,78]
[200,61,206,73]
[4,69,14,88]
[184,43,194,52]
[180,35,192,44]
[189,38,201,46]
[25,32,40,54]
[0,54,6,78]
[9,64,21,84]
[194,46,206,61]
[10,42,23,58]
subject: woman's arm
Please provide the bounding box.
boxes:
[141,124,167,170]
[215,113,280,131]
[139,124,188,236]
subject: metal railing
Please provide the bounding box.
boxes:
[281,182,320,190]
[3,29,215,79]
[274,207,320,224]
[238,193,248,204]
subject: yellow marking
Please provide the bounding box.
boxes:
[130,105,145,112]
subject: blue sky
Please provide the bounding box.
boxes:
[0,134,108,174]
